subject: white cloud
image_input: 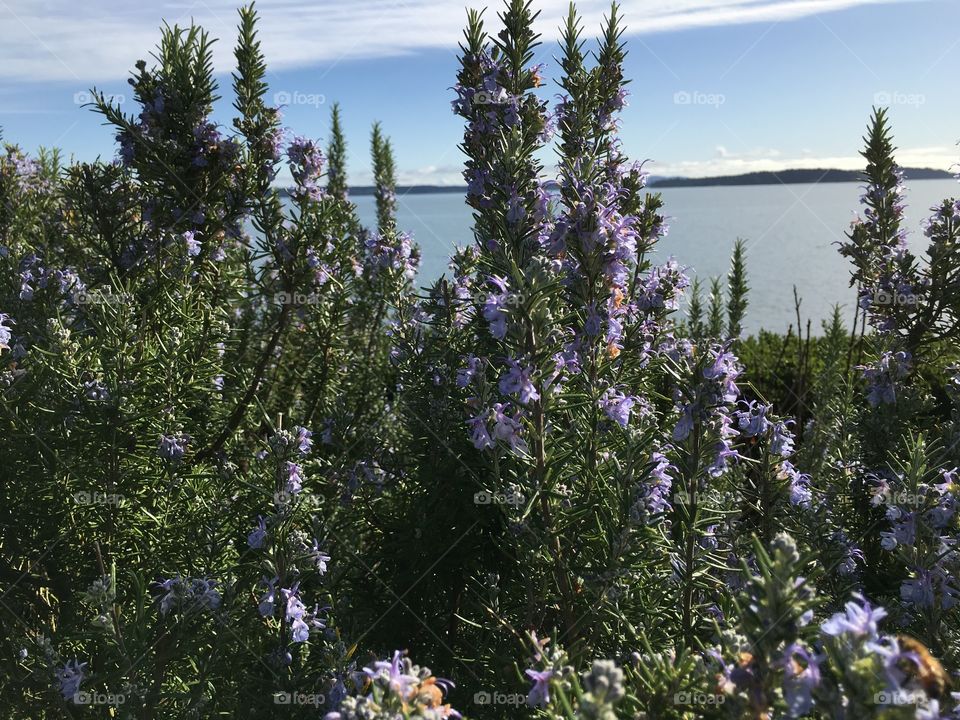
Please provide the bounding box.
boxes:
[647,144,957,178]
[345,163,464,187]
[0,0,917,82]
[334,145,954,185]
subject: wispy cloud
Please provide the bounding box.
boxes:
[0,0,917,82]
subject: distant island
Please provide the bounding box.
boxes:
[647,167,953,188]
[280,167,954,197]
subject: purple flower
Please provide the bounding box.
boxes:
[600,387,638,428]
[364,231,419,281]
[0,313,14,350]
[636,258,690,312]
[778,461,812,508]
[481,275,511,339]
[258,576,277,617]
[465,168,488,198]
[583,304,603,337]
[703,348,741,403]
[247,516,267,549]
[55,660,87,700]
[491,403,527,454]
[880,531,898,551]
[499,358,539,404]
[285,461,304,495]
[916,700,946,720]
[673,404,695,441]
[780,643,821,718]
[282,584,311,643]
[859,350,911,406]
[158,576,221,616]
[293,426,313,456]
[189,578,222,612]
[525,669,554,707]
[707,436,740,477]
[633,450,674,522]
[468,412,495,450]
[320,418,334,445]
[900,570,935,609]
[286,136,325,202]
[820,593,887,639]
[457,355,482,388]
[506,187,526,225]
[157,433,189,462]
[836,536,864,577]
[183,231,200,257]
[84,380,109,402]
[364,650,420,700]
[770,420,796,457]
[736,401,771,438]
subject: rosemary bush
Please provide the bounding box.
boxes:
[1,2,958,719]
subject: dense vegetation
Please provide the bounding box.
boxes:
[1,2,959,719]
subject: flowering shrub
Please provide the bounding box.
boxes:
[1,1,959,719]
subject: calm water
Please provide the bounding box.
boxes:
[352,179,959,335]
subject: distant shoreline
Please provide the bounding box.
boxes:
[279,167,954,196]
[648,167,953,188]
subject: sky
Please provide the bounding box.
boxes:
[1,0,959,185]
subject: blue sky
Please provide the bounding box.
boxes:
[1,0,958,184]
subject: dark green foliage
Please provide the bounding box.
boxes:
[726,239,749,338]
